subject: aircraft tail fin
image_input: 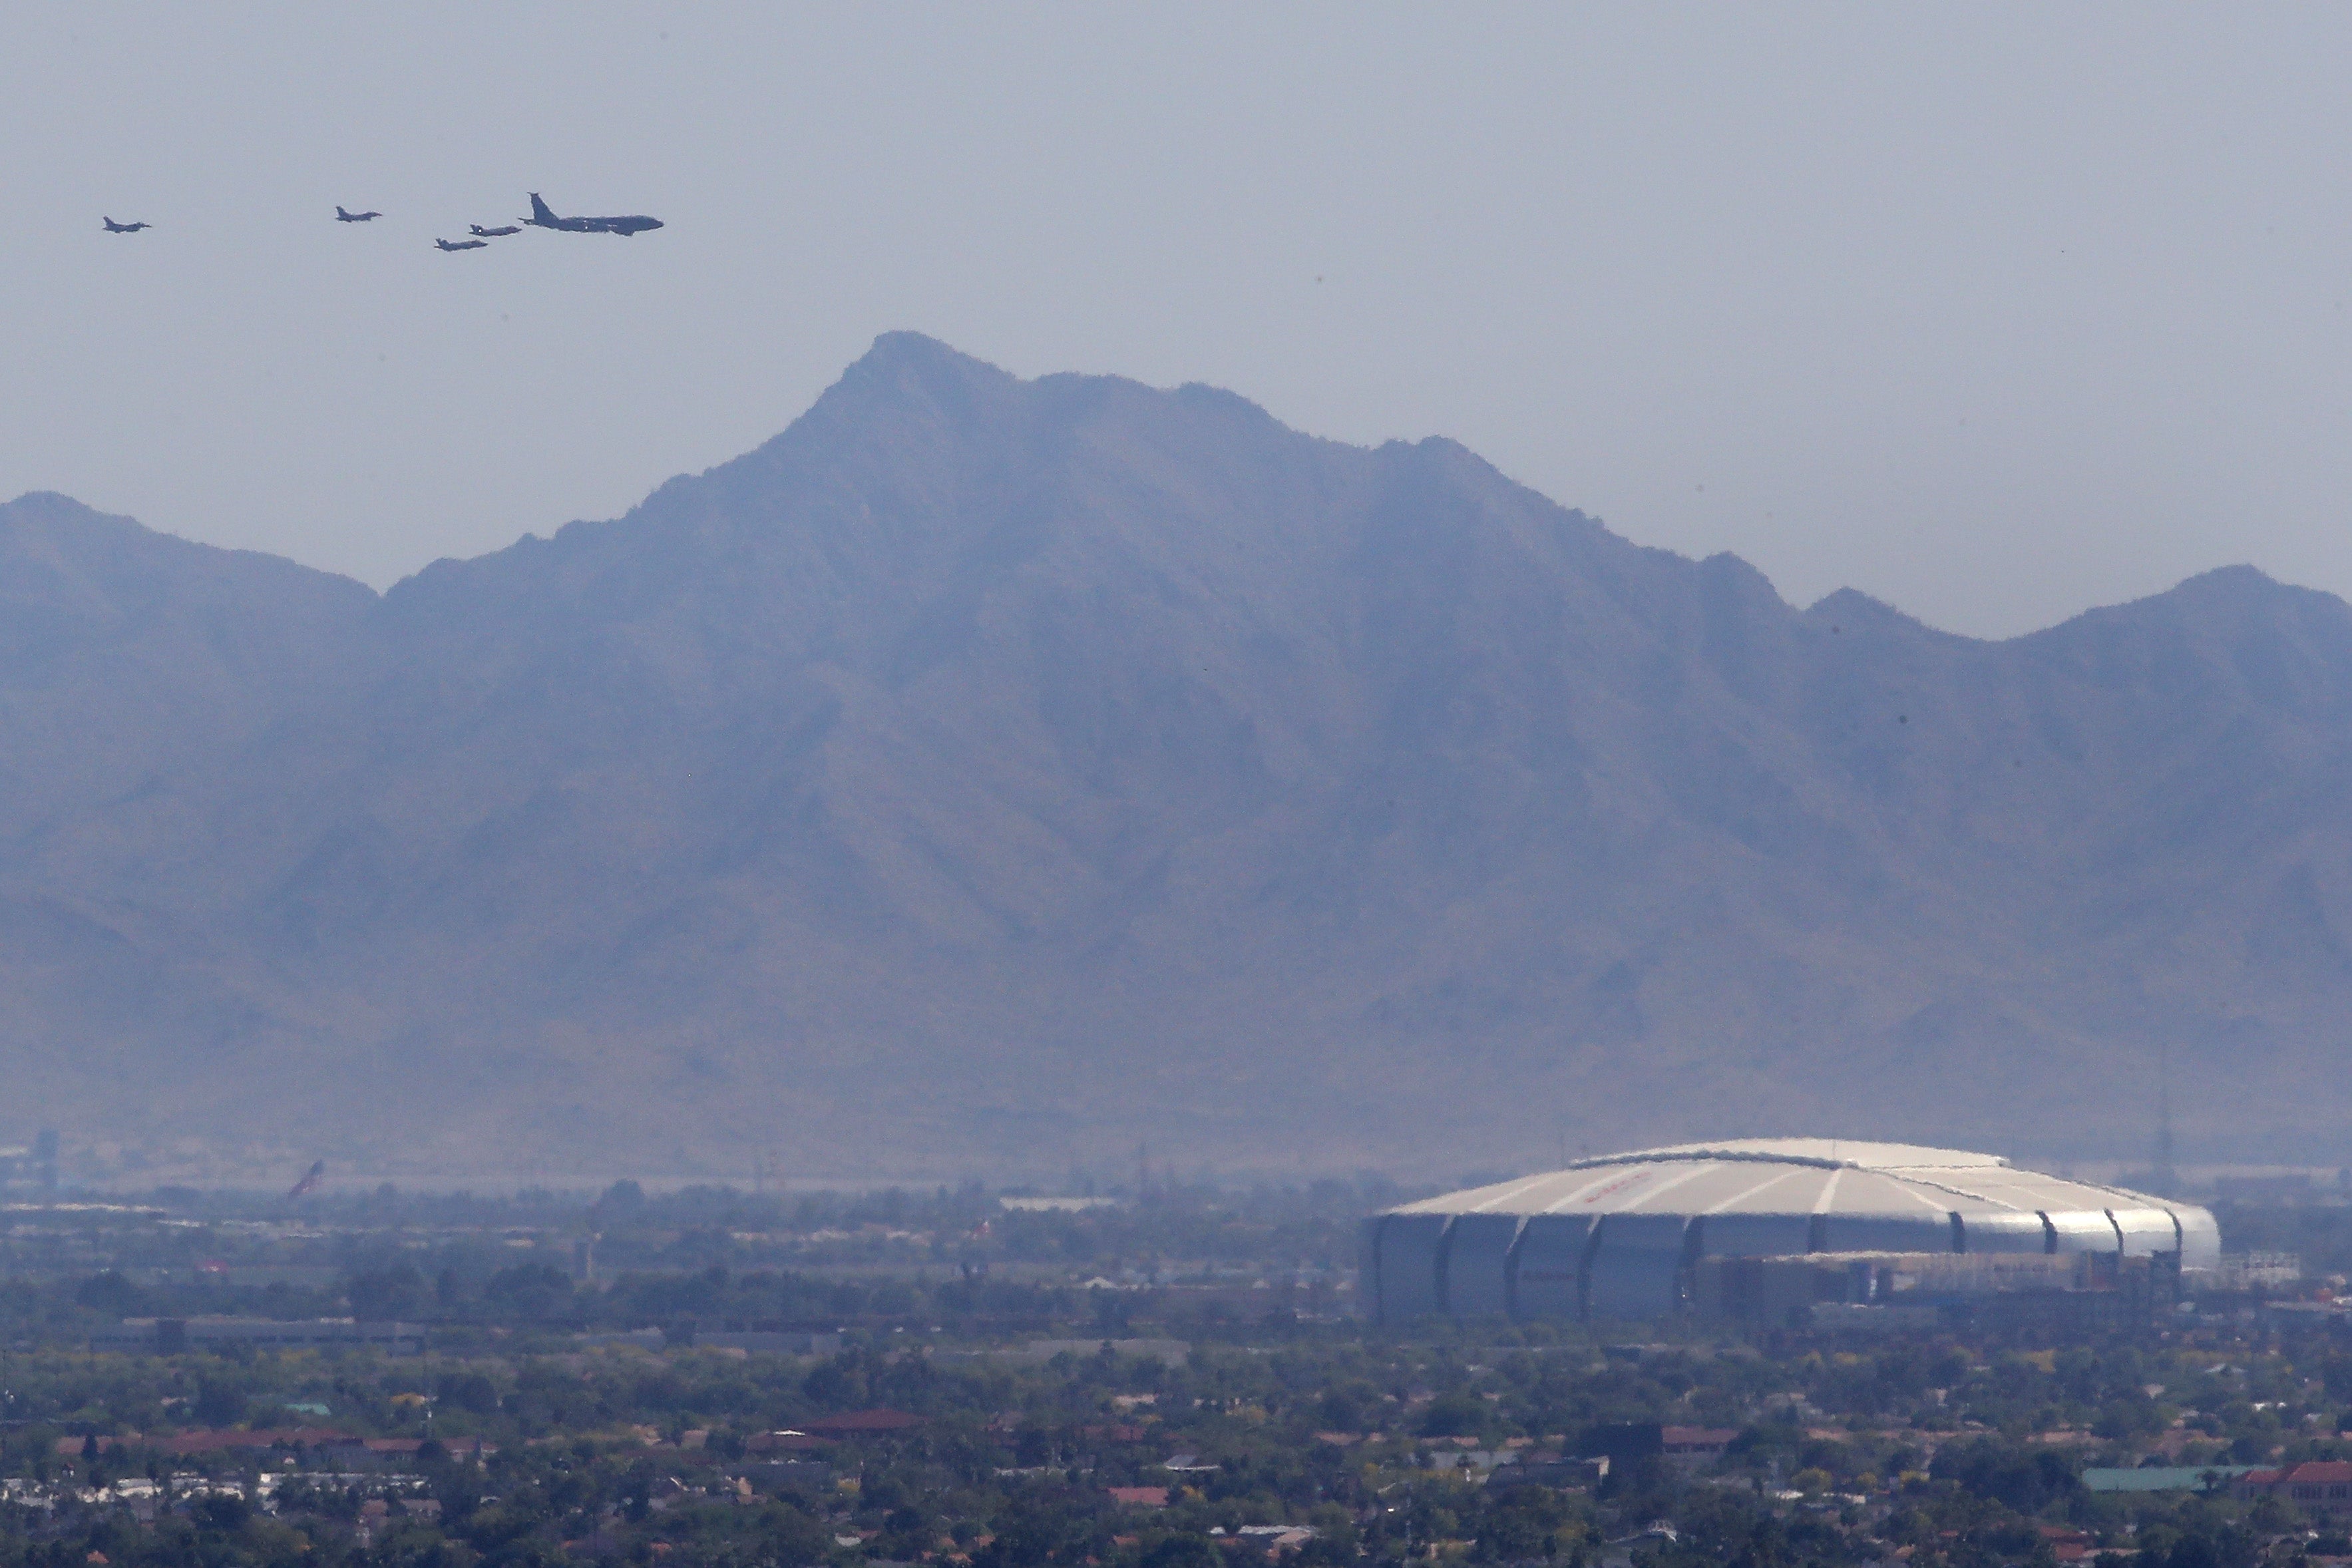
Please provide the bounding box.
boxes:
[336,206,349,220]
[529,192,557,224]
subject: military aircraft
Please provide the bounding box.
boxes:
[469,224,522,238]
[335,206,381,222]
[435,237,489,252]
[101,217,150,233]
[524,192,662,236]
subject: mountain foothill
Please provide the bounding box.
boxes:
[5,333,2348,1179]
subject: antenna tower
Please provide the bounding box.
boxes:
[2154,1043,2178,1197]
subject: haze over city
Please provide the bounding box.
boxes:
[12,8,2352,1199]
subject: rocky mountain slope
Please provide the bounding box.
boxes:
[8,334,2351,1181]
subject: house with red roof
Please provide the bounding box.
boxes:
[802,1410,922,1437]
[2234,1462,2352,1518]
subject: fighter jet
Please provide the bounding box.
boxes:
[469,224,522,238]
[335,206,381,222]
[524,192,662,236]
[435,237,489,252]
[102,217,150,233]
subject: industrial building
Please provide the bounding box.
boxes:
[1362,1139,2220,1323]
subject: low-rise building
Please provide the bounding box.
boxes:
[2083,1466,2254,1494]
[2236,1462,2352,1517]
[687,1330,841,1354]
[1662,1427,1739,1470]
[93,1318,423,1355]
[802,1409,922,1437]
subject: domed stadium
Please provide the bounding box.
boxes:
[1363,1139,2220,1323]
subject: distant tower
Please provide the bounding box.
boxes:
[33,1129,57,1193]
[2153,1046,2178,1198]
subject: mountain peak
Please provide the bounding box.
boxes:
[2,490,130,549]
[2024,562,2349,651]
[3,489,103,520]
[835,331,1017,401]
[2162,562,2297,610]
[737,332,1027,471]
[1802,585,1952,640]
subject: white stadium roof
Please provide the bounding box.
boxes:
[1366,1138,2220,1322]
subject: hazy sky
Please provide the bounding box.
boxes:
[7,5,2350,638]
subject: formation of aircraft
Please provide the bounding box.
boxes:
[98,193,666,251]
[436,194,664,252]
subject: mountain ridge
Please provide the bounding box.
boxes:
[4,334,2348,1183]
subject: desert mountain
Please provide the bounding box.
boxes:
[7,334,2352,1181]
